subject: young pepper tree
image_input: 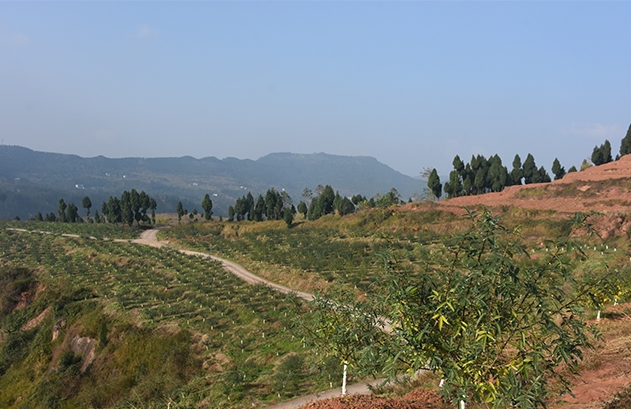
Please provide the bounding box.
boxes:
[302,285,386,395]
[366,210,602,408]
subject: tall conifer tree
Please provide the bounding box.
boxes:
[620,124,631,157]
[428,169,442,200]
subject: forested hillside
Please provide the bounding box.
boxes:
[0,146,423,220]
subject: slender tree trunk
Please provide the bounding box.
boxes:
[342,362,348,395]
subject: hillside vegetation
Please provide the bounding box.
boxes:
[0,146,423,220]
[4,159,631,408]
[0,225,342,408]
[161,187,631,408]
[434,154,631,219]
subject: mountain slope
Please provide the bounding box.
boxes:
[0,146,424,219]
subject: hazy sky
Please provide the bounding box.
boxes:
[1,1,629,177]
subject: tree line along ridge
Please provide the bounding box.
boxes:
[427,123,631,200]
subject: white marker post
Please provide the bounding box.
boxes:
[342,362,348,395]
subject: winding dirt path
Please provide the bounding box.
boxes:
[263,379,386,409]
[132,229,392,408]
[133,229,314,302]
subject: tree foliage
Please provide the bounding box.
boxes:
[444,154,515,198]
[522,153,537,184]
[201,194,213,220]
[66,203,79,223]
[297,201,308,218]
[303,285,385,391]
[551,158,566,180]
[58,198,67,223]
[511,154,523,185]
[373,188,402,208]
[273,354,305,394]
[592,140,613,166]
[36,190,156,225]
[620,124,631,157]
[82,196,92,217]
[310,210,604,408]
[176,201,184,222]
[227,184,403,223]
[318,185,335,215]
[334,194,355,216]
[427,169,442,200]
[101,190,156,225]
[283,208,293,228]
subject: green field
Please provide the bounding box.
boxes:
[0,220,143,240]
[0,228,344,409]
[162,210,458,293]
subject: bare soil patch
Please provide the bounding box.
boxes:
[300,389,447,409]
[21,306,51,331]
[547,303,631,409]
[429,155,631,216]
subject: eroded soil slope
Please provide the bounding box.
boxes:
[436,155,631,215]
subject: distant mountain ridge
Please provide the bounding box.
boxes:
[0,146,424,219]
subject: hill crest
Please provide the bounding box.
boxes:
[433,154,631,215]
[0,145,424,219]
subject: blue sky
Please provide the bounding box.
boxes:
[1,1,629,177]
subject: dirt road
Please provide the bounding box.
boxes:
[134,229,314,301]
[133,229,392,408]
[263,379,386,409]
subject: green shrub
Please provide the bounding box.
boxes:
[273,354,305,394]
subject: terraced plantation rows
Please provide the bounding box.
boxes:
[166,223,426,291]
[213,229,402,288]
[0,228,339,408]
[0,220,141,240]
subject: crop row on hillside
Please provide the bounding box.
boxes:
[162,207,584,294]
[0,229,343,408]
[0,220,142,240]
[164,224,429,293]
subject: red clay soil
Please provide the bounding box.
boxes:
[547,303,631,409]
[424,155,631,216]
[300,389,447,409]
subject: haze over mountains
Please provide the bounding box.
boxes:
[0,146,425,220]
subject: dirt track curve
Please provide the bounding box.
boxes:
[134,228,314,302]
[135,229,388,409]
